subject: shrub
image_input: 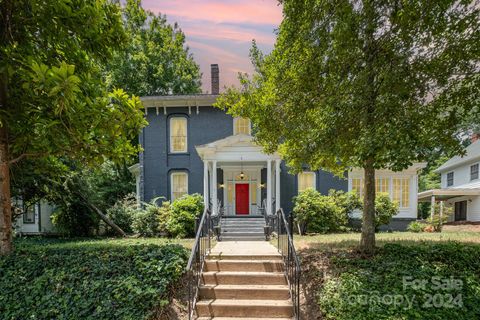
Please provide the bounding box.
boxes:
[293,188,346,234]
[407,220,425,233]
[132,197,167,237]
[0,239,188,319]
[329,189,362,221]
[167,193,204,238]
[51,202,99,236]
[373,193,398,230]
[426,203,452,232]
[105,193,138,234]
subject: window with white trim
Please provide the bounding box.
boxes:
[171,172,188,200]
[233,117,251,135]
[470,164,478,181]
[23,204,36,224]
[298,172,316,192]
[352,178,363,198]
[170,117,187,153]
[375,178,390,194]
[392,178,410,208]
[447,172,454,187]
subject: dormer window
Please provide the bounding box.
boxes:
[233,117,251,135]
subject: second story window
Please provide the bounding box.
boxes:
[298,172,316,193]
[447,172,454,187]
[170,117,187,153]
[471,164,479,181]
[234,117,251,135]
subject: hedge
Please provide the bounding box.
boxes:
[0,239,188,320]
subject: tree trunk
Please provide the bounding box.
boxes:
[360,159,376,254]
[0,127,12,255]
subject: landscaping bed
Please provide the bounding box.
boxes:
[0,238,191,320]
[299,233,480,319]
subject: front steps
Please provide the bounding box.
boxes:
[195,242,293,319]
[221,216,266,241]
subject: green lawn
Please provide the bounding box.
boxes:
[0,237,193,320]
[296,231,480,320]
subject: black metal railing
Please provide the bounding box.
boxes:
[186,207,214,320]
[275,208,301,319]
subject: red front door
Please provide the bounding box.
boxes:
[235,184,249,215]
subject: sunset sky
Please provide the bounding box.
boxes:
[143,0,283,93]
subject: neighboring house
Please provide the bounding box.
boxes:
[135,64,424,228]
[13,200,56,235]
[348,164,426,228]
[418,140,480,222]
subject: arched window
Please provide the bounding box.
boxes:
[170,117,187,153]
[171,172,188,200]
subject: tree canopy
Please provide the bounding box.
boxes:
[217,0,479,253]
[0,0,147,254]
[105,0,202,96]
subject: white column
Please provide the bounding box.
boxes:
[430,195,436,219]
[203,160,209,207]
[267,160,272,215]
[275,160,281,212]
[212,160,218,215]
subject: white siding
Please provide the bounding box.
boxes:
[441,163,478,188]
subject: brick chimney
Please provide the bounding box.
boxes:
[211,64,219,95]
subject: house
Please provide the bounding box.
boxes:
[348,164,426,228]
[135,64,424,229]
[13,200,56,235]
[418,139,480,222]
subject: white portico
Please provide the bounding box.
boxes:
[196,134,282,216]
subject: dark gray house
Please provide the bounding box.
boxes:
[134,64,347,216]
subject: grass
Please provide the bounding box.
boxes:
[294,230,480,251]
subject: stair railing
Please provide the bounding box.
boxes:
[276,208,301,319]
[186,207,214,320]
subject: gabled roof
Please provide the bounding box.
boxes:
[435,140,480,173]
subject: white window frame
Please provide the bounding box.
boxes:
[233,117,251,135]
[170,172,188,201]
[297,171,316,193]
[447,171,454,187]
[169,117,188,153]
[470,163,479,181]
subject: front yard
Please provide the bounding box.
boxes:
[296,230,480,319]
[1,231,479,320]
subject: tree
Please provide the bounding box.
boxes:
[0,0,147,254]
[216,1,479,253]
[105,0,202,96]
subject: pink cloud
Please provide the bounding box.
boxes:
[144,0,282,26]
[181,23,275,45]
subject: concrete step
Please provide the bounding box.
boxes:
[199,284,290,300]
[221,236,266,241]
[205,259,284,272]
[208,253,282,261]
[202,271,287,285]
[220,231,264,236]
[222,226,265,230]
[196,299,293,318]
[197,317,292,320]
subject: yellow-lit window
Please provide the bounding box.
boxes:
[393,178,410,208]
[171,172,188,200]
[375,178,390,194]
[352,178,363,198]
[234,117,251,135]
[170,117,187,152]
[298,172,316,192]
[227,183,234,203]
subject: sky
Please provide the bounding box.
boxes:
[142,0,283,93]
